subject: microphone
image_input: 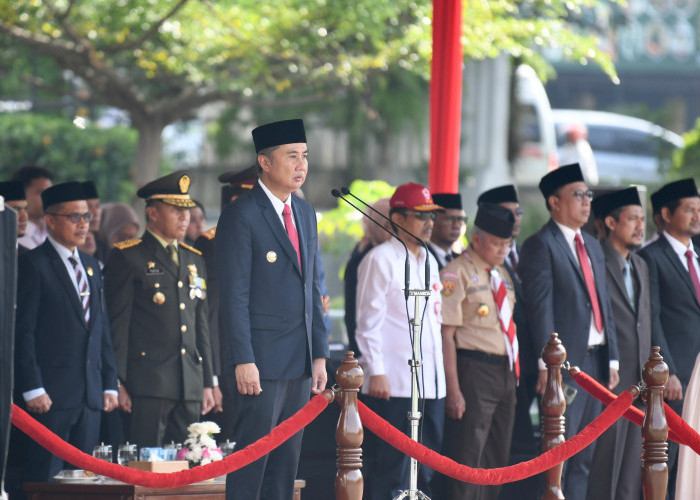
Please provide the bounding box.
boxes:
[340,187,431,291]
[331,189,411,299]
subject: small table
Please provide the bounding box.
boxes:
[25,478,306,499]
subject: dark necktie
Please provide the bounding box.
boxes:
[68,256,90,324]
[685,249,700,305]
[445,252,453,263]
[509,248,518,271]
[283,204,302,270]
[574,234,603,332]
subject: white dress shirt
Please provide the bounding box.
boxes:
[258,179,296,231]
[663,230,700,276]
[355,238,446,399]
[18,219,48,249]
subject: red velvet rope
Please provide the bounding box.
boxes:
[571,370,700,454]
[358,389,634,485]
[10,393,330,488]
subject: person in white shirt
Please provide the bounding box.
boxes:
[13,165,53,250]
[356,182,446,499]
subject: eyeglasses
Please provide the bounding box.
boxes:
[405,210,438,221]
[563,190,594,202]
[442,215,469,225]
[48,212,93,224]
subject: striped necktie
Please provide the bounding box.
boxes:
[68,256,90,324]
[487,267,519,379]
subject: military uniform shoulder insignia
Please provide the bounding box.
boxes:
[201,227,216,240]
[179,242,202,255]
[114,238,141,250]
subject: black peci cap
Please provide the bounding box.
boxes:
[41,182,86,210]
[592,187,642,219]
[81,181,99,199]
[478,185,518,204]
[431,193,462,210]
[474,203,515,239]
[0,181,26,202]
[539,163,585,199]
[650,178,699,212]
[137,171,196,208]
[252,119,306,153]
[218,164,258,188]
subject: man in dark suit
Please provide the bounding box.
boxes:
[519,164,619,500]
[638,178,700,494]
[104,171,215,447]
[194,165,257,440]
[14,182,118,486]
[216,119,329,500]
[428,193,465,270]
[587,187,651,500]
[0,181,29,254]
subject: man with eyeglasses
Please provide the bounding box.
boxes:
[13,182,118,488]
[519,163,619,500]
[355,182,445,499]
[429,193,467,270]
[104,171,215,447]
[440,203,518,500]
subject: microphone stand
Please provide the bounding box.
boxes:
[336,188,433,500]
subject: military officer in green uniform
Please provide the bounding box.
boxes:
[104,171,215,447]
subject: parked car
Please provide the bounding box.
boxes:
[552,109,684,185]
[510,65,559,186]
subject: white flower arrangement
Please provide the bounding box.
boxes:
[176,421,223,467]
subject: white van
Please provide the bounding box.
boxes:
[552,109,684,185]
[510,65,559,186]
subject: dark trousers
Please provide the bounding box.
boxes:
[562,349,602,500]
[362,395,445,500]
[226,376,311,500]
[445,354,516,500]
[128,397,200,447]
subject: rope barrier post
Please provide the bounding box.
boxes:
[541,332,566,500]
[335,351,365,500]
[641,346,668,500]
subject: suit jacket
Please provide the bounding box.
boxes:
[519,219,618,379]
[504,260,538,378]
[104,231,214,401]
[639,235,700,385]
[194,230,223,377]
[601,240,651,391]
[215,183,329,381]
[15,240,118,410]
[427,242,459,271]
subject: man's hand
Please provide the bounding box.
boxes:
[535,369,548,396]
[608,368,620,391]
[322,295,331,316]
[26,393,51,414]
[311,358,327,394]
[368,375,391,400]
[211,386,223,413]
[103,393,119,412]
[201,388,215,415]
[235,363,262,395]
[118,385,132,412]
[664,374,683,401]
[445,387,466,420]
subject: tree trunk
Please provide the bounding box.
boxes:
[132,119,165,202]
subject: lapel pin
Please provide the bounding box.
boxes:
[86,267,94,277]
[266,251,277,263]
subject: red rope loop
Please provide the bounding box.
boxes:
[571,369,700,455]
[10,392,331,488]
[358,388,634,485]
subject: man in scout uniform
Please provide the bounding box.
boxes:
[440,203,518,500]
[104,171,215,447]
[194,164,258,438]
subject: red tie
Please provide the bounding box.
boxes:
[282,204,301,270]
[685,250,700,305]
[487,267,519,380]
[575,234,603,332]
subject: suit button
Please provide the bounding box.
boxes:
[141,352,146,357]
[178,281,183,288]
[181,325,187,333]
[180,303,185,310]
[154,283,160,289]
[181,348,186,355]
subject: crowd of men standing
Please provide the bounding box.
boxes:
[2,118,700,500]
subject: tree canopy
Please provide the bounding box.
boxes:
[0,0,614,185]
